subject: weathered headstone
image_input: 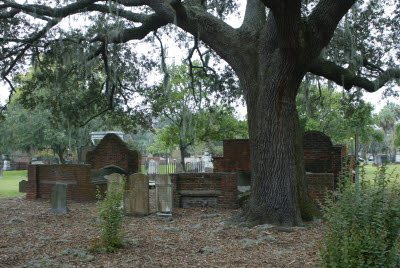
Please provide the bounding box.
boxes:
[125,173,149,216]
[51,184,68,214]
[105,173,125,209]
[105,173,125,193]
[0,167,3,178]
[155,174,173,217]
[19,180,28,193]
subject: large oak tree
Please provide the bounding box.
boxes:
[1,0,400,226]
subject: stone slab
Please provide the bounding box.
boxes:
[51,184,68,214]
[125,173,149,216]
[155,174,173,215]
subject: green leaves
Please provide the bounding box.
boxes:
[320,165,400,267]
[95,178,126,252]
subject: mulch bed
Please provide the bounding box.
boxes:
[0,192,323,267]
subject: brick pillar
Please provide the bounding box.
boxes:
[170,174,180,209]
[26,165,39,199]
[220,173,239,208]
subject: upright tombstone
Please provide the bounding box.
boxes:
[125,173,149,216]
[105,173,125,209]
[155,174,173,217]
[51,184,68,214]
[0,167,3,178]
[19,180,28,193]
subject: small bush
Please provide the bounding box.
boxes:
[94,177,126,252]
[320,164,400,267]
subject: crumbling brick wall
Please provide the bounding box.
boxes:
[26,164,95,201]
[86,133,141,174]
[213,133,345,201]
[170,173,238,209]
[213,139,250,172]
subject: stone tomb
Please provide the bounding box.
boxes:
[51,184,68,214]
[155,174,173,216]
[125,173,149,216]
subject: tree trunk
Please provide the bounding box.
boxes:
[234,54,319,226]
[55,147,65,164]
[179,142,186,172]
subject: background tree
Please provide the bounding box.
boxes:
[145,63,245,170]
[1,0,400,226]
[297,83,376,145]
[0,101,96,163]
[376,103,400,159]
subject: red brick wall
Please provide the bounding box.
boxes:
[306,173,334,204]
[26,164,95,201]
[170,173,238,209]
[213,139,250,172]
[212,133,345,202]
[86,133,141,174]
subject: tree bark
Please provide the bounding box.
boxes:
[232,51,319,226]
[57,150,65,164]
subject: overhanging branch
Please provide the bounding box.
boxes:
[308,58,400,92]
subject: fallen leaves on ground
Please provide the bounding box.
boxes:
[0,192,323,267]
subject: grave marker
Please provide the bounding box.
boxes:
[156,174,173,217]
[51,184,68,214]
[125,173,149,216]
[19,180,28,193]
[105,173,125,209]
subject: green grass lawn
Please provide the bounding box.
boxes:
[361,163,400,184]
[0,170,28,198]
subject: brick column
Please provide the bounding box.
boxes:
[26,165,39,199]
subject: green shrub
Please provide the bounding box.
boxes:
[94,177,126,252]
[320,164,400,267]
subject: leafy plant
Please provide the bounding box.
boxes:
[320,163,400,267]
[94,178,126,252]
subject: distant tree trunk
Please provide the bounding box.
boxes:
[54,146,66,164]
[179,142,187,172]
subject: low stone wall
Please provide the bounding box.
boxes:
[26,164,96,201]
[306,172,335,203]
[170,173,238,209]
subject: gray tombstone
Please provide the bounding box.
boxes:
[51,184,68,214]
[155,174,173,217]
[125,173,149,216]
[19,180,28,193]
[0,167,3,178]
[105,173,125,210]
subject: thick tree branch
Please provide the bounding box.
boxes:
[0,0,100,18]
[90,14,167,43]
[307,0,356,57]
[309,58,400,92]
[1,19,60,78]
[240,0,266,35]
[260,0,302,53]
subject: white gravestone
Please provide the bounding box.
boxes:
[156,174,173,217]
[148,159,159,174]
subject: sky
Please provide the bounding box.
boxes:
[0,0,399,116]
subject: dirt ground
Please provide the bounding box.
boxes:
[0,191,323,267]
